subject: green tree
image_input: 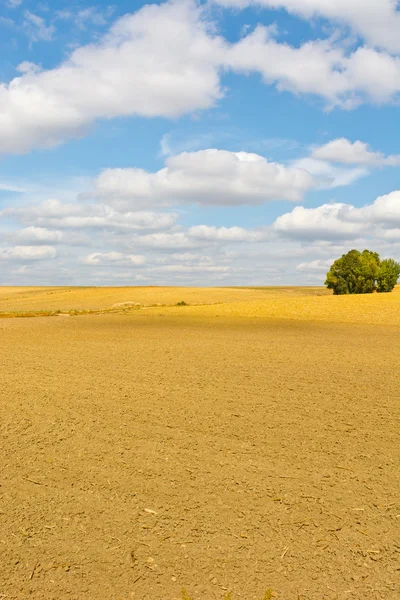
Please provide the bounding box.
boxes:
[376,258,400,293]
[325,250,400,295]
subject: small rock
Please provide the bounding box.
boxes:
[144,508,158,515]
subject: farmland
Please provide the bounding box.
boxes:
[0,286,399,599]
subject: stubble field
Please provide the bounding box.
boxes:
[0,286,399,600]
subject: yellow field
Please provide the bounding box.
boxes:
[0,285,330,312]
[0,285,399,326]
[0,287,399,600]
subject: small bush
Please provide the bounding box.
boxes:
[176,301,187,306]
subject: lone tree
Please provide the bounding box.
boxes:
[325,249,400,295]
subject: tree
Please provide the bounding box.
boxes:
[376,259,400,293]
[325,250,400,295]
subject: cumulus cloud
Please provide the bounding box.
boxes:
[134,232,197,250]
[16,226,64,243]
[157,252,211,263]
[188,225,265,241]
[2,1,400,156]
[95,149,315,208]
[346,191,400,228]
[379,229,400,242]
[153,264,229,273]
[133,225,267,251]
[0,1,225,154]
[289,139,400,190]
[296,259,333,272]
[214,0,400,54]
[226,26,400,109]
[0,245,56,261]
[313,138,400,166]
[82,252,145,265]
[1,199,177,231]
[274,203,365,241]
[274,191,400,242]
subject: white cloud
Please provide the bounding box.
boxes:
[313,138,400,166]
[1,2,400,156]
[289,139,400,191]
[226,26,400,109]
[23,11,55,42]
[214,0,400,54]
[379,229,400,242]
[16,226,64,243]
[1,199,177,231]
[274,191,400,242]
[134,232,197,250]
[13,265,29,275]
[0,181,26,193]
[0,245,56,261]
[296,259,333,272]
[82,252,145,265]
[16,61,42,75]
[153,264,229,273]
[158,252,211,263]
[292,157,367,189]
[0,1,225,154]
[56,6,115,30]
[6,0,23,8]
[188,224,265,241]
[95,149,315,208]
[346,191,400,228]
[274,203,365,240]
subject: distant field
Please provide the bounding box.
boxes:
[0,287,399,599]
[0,285,399,326]
[0,285,330,312]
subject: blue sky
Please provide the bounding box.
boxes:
[0,0,400,285]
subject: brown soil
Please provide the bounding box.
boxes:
[0,313,399,600]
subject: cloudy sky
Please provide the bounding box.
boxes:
[0,0,400,286]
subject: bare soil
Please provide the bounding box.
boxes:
[0,312,399,600]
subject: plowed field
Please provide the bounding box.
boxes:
[0,287,399,599]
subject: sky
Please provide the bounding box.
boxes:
[0,0,400,286]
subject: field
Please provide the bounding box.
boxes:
[0,286,399,600]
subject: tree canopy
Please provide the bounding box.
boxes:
[325,250,400,295]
